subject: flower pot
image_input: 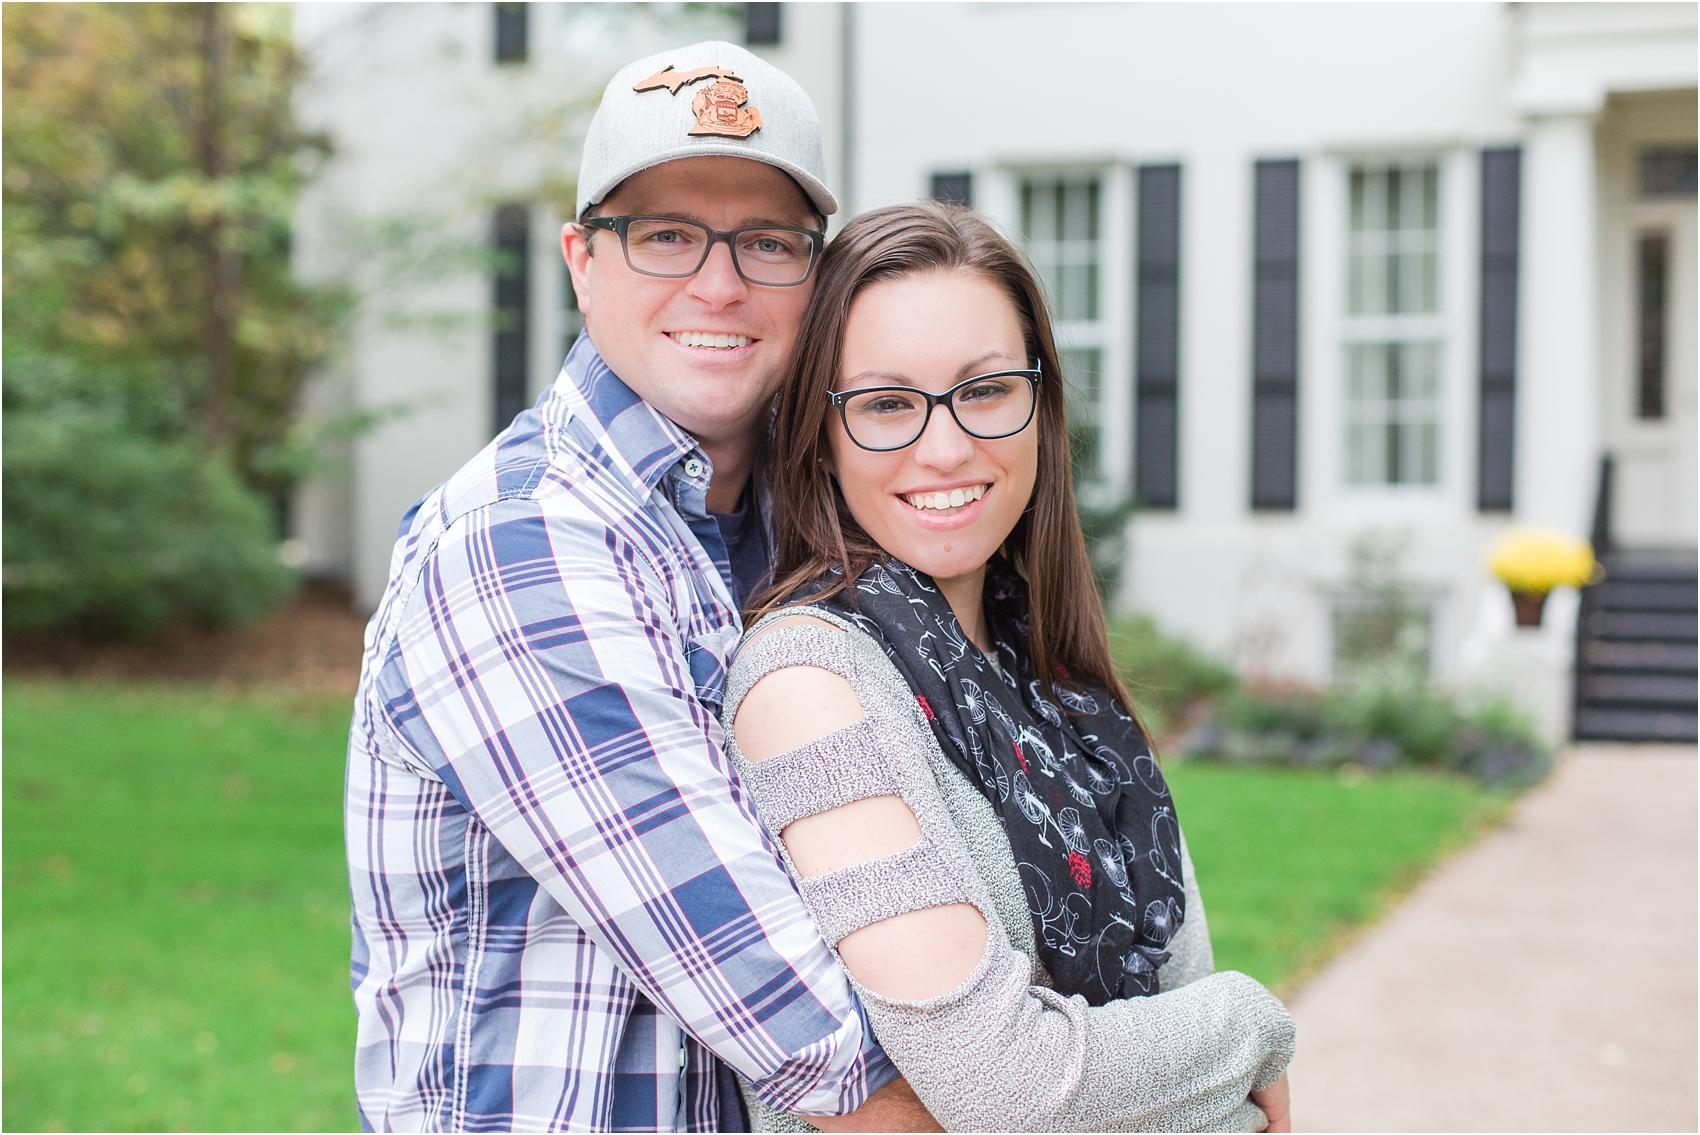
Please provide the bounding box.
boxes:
[1511,590,1548,627]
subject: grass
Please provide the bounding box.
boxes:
[1163,760,1510,992]
[4,680,1509,1131]
[3,681,357,1133]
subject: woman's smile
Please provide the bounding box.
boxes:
[900,482,987,513]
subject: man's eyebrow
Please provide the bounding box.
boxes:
[612,209,820,231]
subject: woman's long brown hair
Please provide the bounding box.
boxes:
[750,200,1135,714]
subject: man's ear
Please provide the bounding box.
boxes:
[561,222,593,316]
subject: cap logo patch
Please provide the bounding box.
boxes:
[633,65,763,139]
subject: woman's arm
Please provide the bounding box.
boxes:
[735,621,991,1004]
[1157,833,1215,992]
[728,616,1294,1132]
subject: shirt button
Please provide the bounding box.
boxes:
[683,457,706,479]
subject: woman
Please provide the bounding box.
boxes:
[724,202,1294,1132]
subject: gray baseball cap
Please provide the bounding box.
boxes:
[576,40,837,219]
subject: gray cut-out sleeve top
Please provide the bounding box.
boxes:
[722,609,1296,1133]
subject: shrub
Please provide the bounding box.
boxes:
[3,350,295,638]
[1108,613,1239,738]
[1106,602,1549,788]
[1183,682,1548,788]
[2,4,342,639]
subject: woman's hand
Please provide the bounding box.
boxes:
[1252,1072,1291,1133]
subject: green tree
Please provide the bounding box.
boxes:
[3,3,346,635]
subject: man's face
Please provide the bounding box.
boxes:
[562,157,820,448]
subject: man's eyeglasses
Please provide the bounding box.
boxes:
[827,363,1043,452]
[578,216,824,287]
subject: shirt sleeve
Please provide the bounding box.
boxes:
[724,618,1294,1132]
[373,498,893,1116]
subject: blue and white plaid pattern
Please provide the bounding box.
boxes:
[346,336,893,1131]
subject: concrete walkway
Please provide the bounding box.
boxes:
[1284,746,1697,1132]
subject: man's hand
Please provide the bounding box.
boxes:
[1252,1071,1291,1133]
[808,1076,942,1133]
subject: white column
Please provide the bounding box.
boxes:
[1516,112,1601,537]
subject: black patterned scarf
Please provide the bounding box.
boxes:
[807,556,1187,1005]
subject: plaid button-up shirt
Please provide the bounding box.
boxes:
[346,336,893,1131]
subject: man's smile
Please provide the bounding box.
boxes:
[667,330,755,349]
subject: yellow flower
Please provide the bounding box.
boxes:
[1487,528,1599,595]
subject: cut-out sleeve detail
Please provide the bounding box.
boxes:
[734,716,901,833]
[796,836,966,946]
[724,622,856,723]
[726,606,1295,1133]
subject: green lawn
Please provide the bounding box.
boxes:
[4,682,357,1133]
[4,681,1508,1132]
[1164,761,1508,991]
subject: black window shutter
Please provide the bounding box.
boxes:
[1250,159,1300,511]
[745,3,782,45]
[494,3,528,64]
[1477,147,1520,511]
[931,172,973,208]
[1135,164,1181,509]
[492,204,530,436]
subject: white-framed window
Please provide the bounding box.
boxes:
[1019,175,1110,484]
[1342,161,1443,486]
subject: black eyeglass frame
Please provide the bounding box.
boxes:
[826,362,1044,452]
[578,215,826,287]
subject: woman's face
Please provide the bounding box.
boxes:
[825,270,1039,588]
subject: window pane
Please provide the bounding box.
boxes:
[1347,160,1440,316]
[1063,347,1103,483]
[1639,232,1668,419]
[1344,159,1444,488]
[1346,341,1440,485]
[1020,176,1101,323]
[1640,146,1698,198]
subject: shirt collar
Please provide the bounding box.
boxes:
[555,333,706,497]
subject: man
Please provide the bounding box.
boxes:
[346,42,922,1132]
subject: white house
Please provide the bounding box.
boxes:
[292,2,1697,743]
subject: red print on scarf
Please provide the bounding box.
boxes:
[1013,742,1028,772]
[1067,851,1093,889]
[916,695,935,721]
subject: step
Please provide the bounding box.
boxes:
[1585,611,1698,640]
[1580,640,1698,672]
[1601,550,1697,576]
[1574,706,1699,742]
[1577,673,1699,707]
[1589,580,1697,612]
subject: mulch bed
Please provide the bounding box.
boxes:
[3,581,368,696]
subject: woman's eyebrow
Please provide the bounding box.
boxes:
[844,351,1024,389]
[844,369,914,387]
[954,350,1022,378]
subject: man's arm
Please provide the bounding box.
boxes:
[375,499,892,1115]
[811,1077,942,1133]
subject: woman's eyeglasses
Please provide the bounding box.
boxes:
[827,363,1042,452]
[577,216,824,287]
